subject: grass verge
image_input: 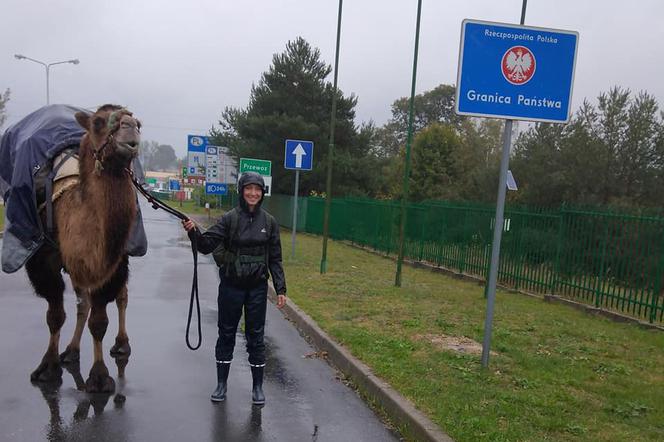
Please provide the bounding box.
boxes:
[283,232,664,442]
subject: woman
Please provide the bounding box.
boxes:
[182,171,287,405]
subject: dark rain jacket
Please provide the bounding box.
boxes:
[194,206,286,295]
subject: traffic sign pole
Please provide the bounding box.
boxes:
[291,169,300,259]
[321,0,344,275]
[395,0,422,288]
[284,139,313,259]
[481,0,528,369]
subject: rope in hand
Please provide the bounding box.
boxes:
[128,171,201,350]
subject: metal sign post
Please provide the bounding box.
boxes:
[320,0,344,274]
[394,0,423,287]
[455,0,578,368]
[291,170,300,259]
[284,139,314,259]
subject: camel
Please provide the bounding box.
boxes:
[25,104,141,393]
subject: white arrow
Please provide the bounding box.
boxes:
[292,143,307,168]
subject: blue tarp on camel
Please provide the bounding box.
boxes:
[0,104,147,273]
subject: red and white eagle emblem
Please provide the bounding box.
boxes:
[501,46,536,85]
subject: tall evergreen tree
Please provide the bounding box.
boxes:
[210,37,379,196]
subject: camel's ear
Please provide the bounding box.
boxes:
[75,112,90,130]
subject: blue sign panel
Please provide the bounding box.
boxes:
[284,139,314,171]
[205,182,227,195]
[169,179,180,191]
[187,135,208,153]
[456,19,579,123]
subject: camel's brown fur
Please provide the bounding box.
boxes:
[26,104,141,393]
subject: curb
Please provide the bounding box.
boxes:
[267,286,454,442]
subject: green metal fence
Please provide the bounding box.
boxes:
[213,192,663,323]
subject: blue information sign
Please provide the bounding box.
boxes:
[456,19,579,123]
[187,135,207,153]
[284,139,314,171]
[205,182,227,195]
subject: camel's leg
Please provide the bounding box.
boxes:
[60,288,90,364]
[85,299,115,393]
[85,258,128,393]
[110,278,131,356]
[25,248,65,383]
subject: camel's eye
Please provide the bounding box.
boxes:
[93,117,105,132]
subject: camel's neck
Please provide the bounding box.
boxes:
[77,141,137,259]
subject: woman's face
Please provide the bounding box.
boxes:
[243,183,263,210]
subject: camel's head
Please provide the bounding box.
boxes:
[75,104,141,175]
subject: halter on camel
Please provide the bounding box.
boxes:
[92,109,136,174]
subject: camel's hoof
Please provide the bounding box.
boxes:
[91,393,112,415]
[62,360,86,391]
[110,340,131,357]
[60,346,80,363]
[85,374,115,394]
[30,360,63,383]
[86,362,115,394]
[113,355,130,378]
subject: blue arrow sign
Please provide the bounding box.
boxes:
[284,139,314,171]
[205,183,227,195]
[456,19,579,123]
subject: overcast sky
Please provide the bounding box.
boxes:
[2,0,662,157]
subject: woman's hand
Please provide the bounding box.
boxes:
[277,294,287,309]
[182,219,196,232]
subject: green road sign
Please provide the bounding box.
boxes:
[239,158,271,176]
[146,177,157,186]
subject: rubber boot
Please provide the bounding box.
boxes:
[211,362,230,402]
[250,365,265,405]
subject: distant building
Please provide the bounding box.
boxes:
[145,171,178,190]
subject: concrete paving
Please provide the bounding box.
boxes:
[0,202,401,442]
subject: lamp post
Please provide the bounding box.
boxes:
[14,54,79,105]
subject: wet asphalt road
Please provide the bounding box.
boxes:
[0,203,400,442]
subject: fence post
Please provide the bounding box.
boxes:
[418,207,426,262]
[550,209,565,294]
[650,226,664,323]
[595,221,610,308]
[460,209,469,274]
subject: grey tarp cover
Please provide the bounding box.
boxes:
[0,104,147,273]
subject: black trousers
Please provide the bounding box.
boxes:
[215,277,268,366]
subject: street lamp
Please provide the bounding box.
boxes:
[14,54,79,105]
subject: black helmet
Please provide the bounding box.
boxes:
[237,171,265,193]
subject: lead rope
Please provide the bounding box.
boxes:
[127,170,201,350]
